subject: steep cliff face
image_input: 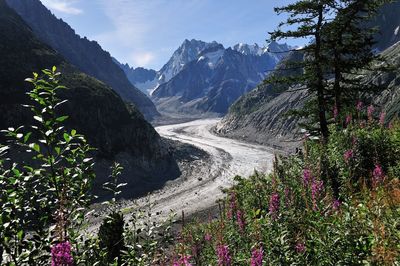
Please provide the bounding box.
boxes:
[0,0,179,199]
[151,40,290,115]
[371,0,400,51]
[215,51,305,150]
[216,2,400,149]
[6,0,159,120]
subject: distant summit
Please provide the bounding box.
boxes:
[150,39,291,115]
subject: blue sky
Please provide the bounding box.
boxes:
[40,0,300,70]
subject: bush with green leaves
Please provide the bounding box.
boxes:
[170,108,400,265]
[0,67,95,264]
[0,69,177,265]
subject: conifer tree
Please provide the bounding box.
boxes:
[323,0,391,118]
[269,0,335,142]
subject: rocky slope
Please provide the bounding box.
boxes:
[214,51,305,150]
[0,0,179,199]
[6,0,159,120]
[371,0,400,51]
[216,1,400,148]
[151,40,290,115]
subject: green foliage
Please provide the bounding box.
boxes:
[171,114,400,265]
[0,68,177,266]
[0,67,95,264]
[98,211,125,264]
[269,0,390,140]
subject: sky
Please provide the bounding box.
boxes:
[40,0,300,70]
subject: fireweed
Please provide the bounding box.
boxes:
[302,168,312,186]
[216,245,231,266]
[250,247,263,266]
[372,164,384,186]
[51,241,73,266]
[173,254,192,266]
[268,193,280,219]
[167,108,400,265]
[236,210,245,232]
[344,149,353,163]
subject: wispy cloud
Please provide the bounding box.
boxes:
[130,52,156,67]
[40,0,83,15]
[93,0,204,68]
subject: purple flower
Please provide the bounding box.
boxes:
[173,254,192,266]
[204,233,212,242]
[344,149,353,163]
[284,187,292,207]
[236,210,245,232]
[250,247,263,266]
[368,105,374,121]
[303,168,312,186]
[372,164,384,186]
[217,245,231,266]
[269,193,280,219]
[311,180,324,210]
[333,105,338,119]
[345,115,352,126]
[379,112,386,126]
[356,101,363,111]
[295,242,306,253]
[51,241,73,266]
[227,192,237,219]
[332,199,341,211]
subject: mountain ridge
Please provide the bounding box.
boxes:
[6,0,159,120]
[0,0,179,199]
[150,39,291,115]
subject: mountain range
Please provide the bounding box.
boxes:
[116,39,291,116]
[6,0,159,120]
[1,0,179,199]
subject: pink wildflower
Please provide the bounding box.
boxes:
[236,210,245,232]
[311,180,324,210]
[284,187,292,207]
[379,112,386,126]
[372,164,384,186]
[302,168,312,186]
[227,192,237,220]
[51,241,73,266]
[356,101,363,111]
[344,149,353,163]
[332,199,341,211]
[368,105,374,121]
[333,105,338,120]
[204,233,212,242]
[345,114,352,126]
[250,247,263,266]
[269,193,280,219]
[295,242,306,253]
[173,254,192,266]
[217,245,231,266]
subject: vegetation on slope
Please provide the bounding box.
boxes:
[173,108,400,265]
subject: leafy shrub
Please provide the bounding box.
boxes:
[171,107,400,265]
[0,67,95,264]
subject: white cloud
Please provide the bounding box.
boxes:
[93,0,205,68]
[40,0,83,15]
[130,52,156,67]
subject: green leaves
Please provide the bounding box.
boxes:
[0,69,96,264]
[29,143,40,153]
[56,116,69,122]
